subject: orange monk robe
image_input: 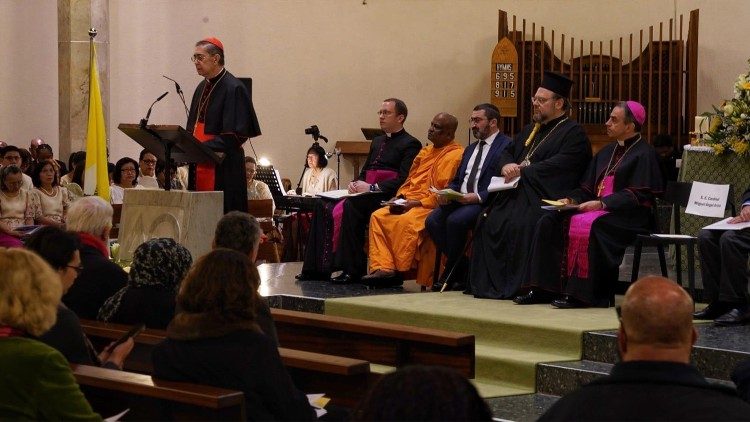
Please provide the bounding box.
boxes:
[368,141,463,287]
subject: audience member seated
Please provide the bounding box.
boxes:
[213,211,278,345]
[109,157,144,205]
[426,104,512,292]
[515,101,662,308]
[35,143,68,176]
[0,248,101,420]
[19,147,34,176]
[62,196,127,320]
[300,144,337,195]
[297,98,421,283]
[539,276,750,420]
[363,112,463,288]
[1,145,33,190]
[155,159,185,190]
[32,159,74,228]
[98,238,192,329]
[61,151,86,187]
[137,149,160,189]
[152,248,316,421]
[694,184,750,326]
[0,165,39,248]
[245,156,276,213]
[26,226,133,369]
[353,365,492,421]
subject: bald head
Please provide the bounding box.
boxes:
[619,276,696,362]
[427,113,458,148]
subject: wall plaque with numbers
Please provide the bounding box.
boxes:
[490,37,518,117]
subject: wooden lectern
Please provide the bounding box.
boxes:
[334,141,371,176]
[118,124,222,190]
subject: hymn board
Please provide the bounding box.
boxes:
[491,37,519,118]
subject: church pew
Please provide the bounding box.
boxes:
[72,364,245,420]
[79,319,375,407]
[270,308,476,378]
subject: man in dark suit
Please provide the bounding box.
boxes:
[694,185,750,326]
[296,98,422,283]
[425,103,511,291]
[540,276,750,420]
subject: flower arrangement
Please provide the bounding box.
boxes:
[700,59,750,156]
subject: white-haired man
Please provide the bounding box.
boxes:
[62,196,127,320]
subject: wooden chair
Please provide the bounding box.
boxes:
[248,199,281,263]
[631,181,735,298]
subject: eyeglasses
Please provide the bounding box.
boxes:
[377,110,394,116]
[67,264,84,275]
[142,159,157,165]
[531,96,554,105]
[121,168,137,173]
[191,54,214,63]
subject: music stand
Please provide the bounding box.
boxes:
[255,165,285,197]
[361,127,385,140]
[118,124,222,191]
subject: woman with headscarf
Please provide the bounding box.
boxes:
[97,238,192,329]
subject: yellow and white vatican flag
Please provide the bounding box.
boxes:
[84,31,110,201]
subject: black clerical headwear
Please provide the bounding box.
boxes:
[540,71,574,98]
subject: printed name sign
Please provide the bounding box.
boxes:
[685,182,730,218]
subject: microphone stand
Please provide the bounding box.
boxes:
[163,75,189,119]
[336,147,341,189]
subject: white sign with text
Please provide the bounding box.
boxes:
[685,182,730,218]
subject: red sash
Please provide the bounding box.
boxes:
[193,122,216,191]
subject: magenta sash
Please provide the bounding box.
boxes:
[331,169,398,252]
[566,175,614,279]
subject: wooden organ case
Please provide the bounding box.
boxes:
[494,9,699,154]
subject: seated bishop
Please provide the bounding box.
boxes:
[514,101,663,308]
[362,113,463,287]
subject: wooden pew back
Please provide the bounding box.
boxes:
[72,364,245,420]
[79,319,375,407]
[270,308,476,378]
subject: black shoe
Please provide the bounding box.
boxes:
[552,296,588,309]
[295,271,330,281]
[513,290,555,305]
[693,302,729,320]
[714,307,750,326]
[330,272,358,285]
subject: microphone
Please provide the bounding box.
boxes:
[163,75,189,118]
[325,152,335,158]
[140,91,169,128]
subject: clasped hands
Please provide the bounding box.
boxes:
[348,180,371,193]
[558,198,605,212]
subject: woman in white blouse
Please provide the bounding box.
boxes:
[110,157,144,205]
[0,166,38,247]
[300,145,337,195]
[32,159,73,227]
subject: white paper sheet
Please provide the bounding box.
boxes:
[487,176,520,193]
[702,216,750,231]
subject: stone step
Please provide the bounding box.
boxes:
[582,325,750,380]
[536,359,737,397]
[486,393,559,422]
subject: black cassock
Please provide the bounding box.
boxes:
[187,68,261,213]
[469,114,591,299]
[525,135,663,306]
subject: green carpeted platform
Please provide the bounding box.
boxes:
[325,291,621,398]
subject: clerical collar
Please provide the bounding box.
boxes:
[386,128,405,139]
[206,68,226,84]
[541,113,567,128]
[617,134,641,147]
